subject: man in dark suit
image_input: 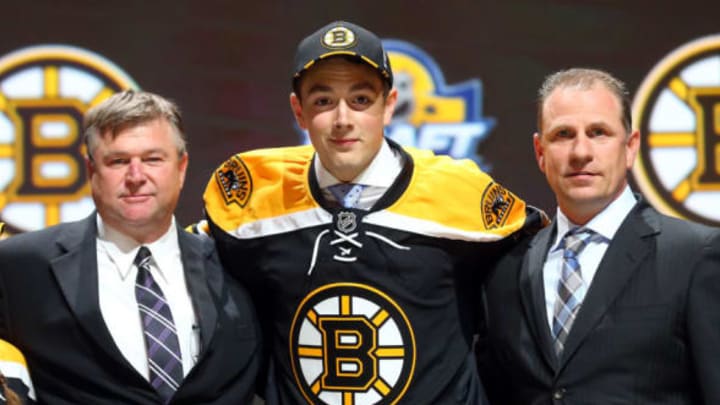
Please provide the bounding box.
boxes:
[0,91,261,404]
[478,68,720,404]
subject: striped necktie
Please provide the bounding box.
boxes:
[327,183,366,208]
[551,229,600,355]
[134,246,183,403]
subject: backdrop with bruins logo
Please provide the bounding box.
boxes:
[1,1,719,236]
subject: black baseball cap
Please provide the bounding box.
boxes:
[292,21,393,88]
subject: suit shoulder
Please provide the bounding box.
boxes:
[0,221,80,254]
[654,210,719,243]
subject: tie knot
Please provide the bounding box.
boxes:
[561,229,598,256]
[134,246,152,268]
[327,183,366,208]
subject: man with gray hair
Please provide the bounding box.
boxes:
[478,68,720,404]
[0,90,262,404]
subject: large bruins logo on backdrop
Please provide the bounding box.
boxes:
[0,45,138,233]
[633,35,720,226]
[290,283,416,405]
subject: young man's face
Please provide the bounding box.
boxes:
[534,83,639,225]
[290,57,397,182]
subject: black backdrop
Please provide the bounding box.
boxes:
[3,0,718,227]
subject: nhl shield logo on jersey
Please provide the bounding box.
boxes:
[481,182,516,229]
[0,44,138,234]
[336,211,357,234]
[632,34,720,226]
[215,155,253,207]
[290,283,416,405]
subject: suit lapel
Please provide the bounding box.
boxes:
[519,223,558,371]
[49,215,130,367]
[557,203,657,369]
[179,231,218,357]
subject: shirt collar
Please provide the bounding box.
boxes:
[314,139,403,189]
[553,185,637,250]
[97,214,180,282]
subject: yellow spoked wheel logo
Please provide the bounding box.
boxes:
[633,35,720,226]
[290,283,416,405]
[0,44,138,233]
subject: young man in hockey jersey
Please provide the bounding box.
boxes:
[202,21,541,404]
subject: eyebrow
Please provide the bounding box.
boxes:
[305,81,378,96]
[102,148,168,158]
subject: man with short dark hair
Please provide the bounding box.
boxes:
[202,21,541,404]
[478,68,720,404]
[0,90,261,404]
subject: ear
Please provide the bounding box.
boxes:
[625,129,640,169]
[290,93,306,130]
[382,88,398,125]
[85,154,95,180]
[178,152,189,189]
[533,132,545,173]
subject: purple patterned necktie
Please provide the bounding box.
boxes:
[134,246,183,403]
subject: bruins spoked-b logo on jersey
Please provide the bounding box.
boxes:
[633,35,720,226]
[290,283,416,405]
[0,45,138,234]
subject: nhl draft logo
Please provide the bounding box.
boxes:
[290,283,416,405]
[0,44,138,233]
[384,40,495,169]
[633,35,720,226]
[298,40,495,169]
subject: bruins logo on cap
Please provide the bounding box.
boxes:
[481,182,515,229]
[322,26,357,49]
[0,45,138,234]
[633,34,720,226]
[215,155,253,207]
[290,283,415,405]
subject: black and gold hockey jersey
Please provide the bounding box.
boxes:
[204,141,532,404]
[0,340,35,404]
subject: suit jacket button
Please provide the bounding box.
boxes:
[553,388,566,400]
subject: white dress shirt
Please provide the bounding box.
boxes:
[315,139,404,210]
[96,215,199,379]
[543,186,637,330]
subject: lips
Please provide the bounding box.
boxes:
[330,138,358,148]
[121,194,153,203]
[566,171,597,182]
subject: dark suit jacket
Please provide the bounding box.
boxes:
[0,215,262,404]
[478,200,720,404]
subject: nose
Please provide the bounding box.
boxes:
[333,99,351,131]
[570,133,593,164]
[125,158,146,184]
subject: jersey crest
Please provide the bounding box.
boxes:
[290,283,416,405]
